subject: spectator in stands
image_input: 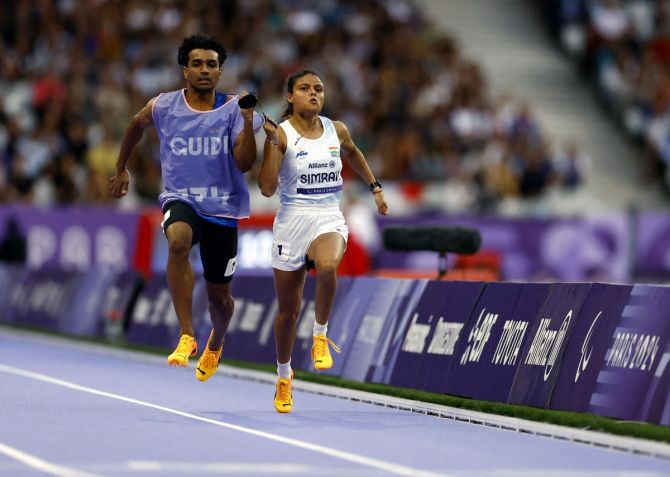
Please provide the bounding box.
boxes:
[590,0,631,47]
[258,70,388,413]
[519,142,557,198]
[0,217,26,264]
[110,34,262,381]
[554,142,591,189]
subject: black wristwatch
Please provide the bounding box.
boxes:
[369,179,382,192]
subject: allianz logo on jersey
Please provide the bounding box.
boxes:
[169,136,228,156]
[308,160,337,169]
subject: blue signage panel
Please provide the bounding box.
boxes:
[550,283,633,413]
[445,282,549,401]
[126,274,207,349]
[293,276,360,375]
[218,274,277,362]
[341,279,418,382]
[389,281,485,392]
[508,283,592,408]
[586,284,670,423]
[369,279,429,385]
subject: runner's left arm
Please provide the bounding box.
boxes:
[335,121,388,215]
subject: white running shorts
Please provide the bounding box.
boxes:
[271,206,349,271]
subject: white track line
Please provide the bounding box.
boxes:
[127,461,320,474]
[0,364,449,477]
[0,442,105,477]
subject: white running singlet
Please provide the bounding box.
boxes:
[277,116,343,207]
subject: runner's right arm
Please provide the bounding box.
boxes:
[258,117,286,197]
[110,97,157,199]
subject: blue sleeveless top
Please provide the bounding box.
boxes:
[152,89,262,220]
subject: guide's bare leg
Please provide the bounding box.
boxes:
[204,282,234,351]
[166,221,197,366]
[194,282,234,381]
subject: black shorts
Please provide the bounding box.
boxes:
[161,201,238,284]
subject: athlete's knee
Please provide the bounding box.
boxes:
[306,253,338,274]
[167,237,191,260]
[315,259,338,275]
[276,310,300,327]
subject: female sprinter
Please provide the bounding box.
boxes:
[259,69,389,413]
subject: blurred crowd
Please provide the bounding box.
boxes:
[0,0,587,212]
[542,0,670,189]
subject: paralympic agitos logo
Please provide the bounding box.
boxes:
[574,311,601,383]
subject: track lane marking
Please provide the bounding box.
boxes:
[0,442,105,477]
[0,364,449,477]
[127,461,342,474]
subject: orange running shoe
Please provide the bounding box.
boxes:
[274,372,294,413]
[311,335,341,371]
[195,331,223,382]
[167,334,197,367]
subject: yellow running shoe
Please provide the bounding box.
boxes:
[167,334,197,367]
[274,372,294,413]
[195,331,223,382]
[311,335,341,371]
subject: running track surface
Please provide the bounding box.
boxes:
[0,328,669,477]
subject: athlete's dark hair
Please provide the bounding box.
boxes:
[281,69,321,119]
[177,34,227,67]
